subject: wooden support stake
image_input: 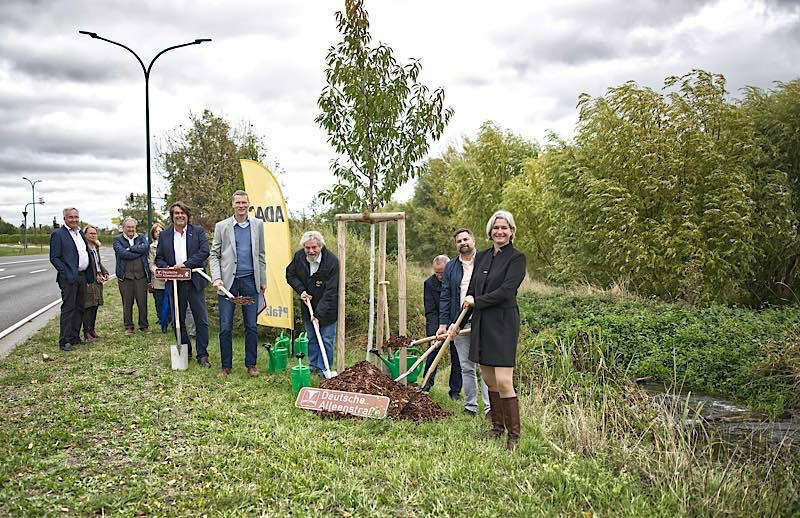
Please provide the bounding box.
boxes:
[335,212,406,223]
[383,283,391,342]
[397,216,407,384]
[336,219,347,372]
[376,221,388,372]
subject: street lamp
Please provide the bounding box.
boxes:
[77,30,211,239]
[22,176,41,243]
[23,199,45,250]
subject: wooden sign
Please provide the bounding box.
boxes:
[295,387,390,419]
[154,267,192,280]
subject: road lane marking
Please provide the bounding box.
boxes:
[0,275,116,341]
[0,259,49,266]
[0,275,15,280]
[29,269,48,274]
[0,298,62,340]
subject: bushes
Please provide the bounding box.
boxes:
[504,71,800,305]
[515,291,800,413]
[0,234,49,245]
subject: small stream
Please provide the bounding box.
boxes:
[640,382,800,451]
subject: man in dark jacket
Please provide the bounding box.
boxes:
[286,230,339,376]
[421,255,462,398]
[438,228,491,416]
[49,207,96,351]
[156,202,211,367]
[113,217,150,334]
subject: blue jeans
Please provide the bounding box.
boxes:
[218,275,259,369]
[304,317,336,374]
[153,289,171,329]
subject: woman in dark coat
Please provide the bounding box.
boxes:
[82,225,109,342]
[463,210,526,451]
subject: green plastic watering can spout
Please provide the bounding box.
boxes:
[369,349,393,369]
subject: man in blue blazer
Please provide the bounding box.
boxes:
[113,217,150,334]
[155,201,211,367]
[49,207,96,351]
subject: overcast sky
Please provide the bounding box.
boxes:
[1,0,798,228]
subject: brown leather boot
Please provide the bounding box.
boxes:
[502,396,520,452]
[485,391,504,439]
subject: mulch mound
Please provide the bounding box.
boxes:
[318,361,451,421]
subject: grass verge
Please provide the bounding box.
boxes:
[0,283,797,515]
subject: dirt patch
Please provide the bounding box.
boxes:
[318,361,450,421]
[383,335,413,350]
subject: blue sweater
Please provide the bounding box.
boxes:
[234,223,254,277]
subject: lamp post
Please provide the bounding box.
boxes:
[22,176,41,244]
[77,31,211,238]
[23,199,44,250]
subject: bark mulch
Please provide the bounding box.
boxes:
[318,361,451,422]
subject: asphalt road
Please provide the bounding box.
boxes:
[0,251,117,336]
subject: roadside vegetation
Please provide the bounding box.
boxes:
[1,281,798,515]
[516,289,800,414]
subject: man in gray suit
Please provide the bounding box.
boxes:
[210,190,267,377]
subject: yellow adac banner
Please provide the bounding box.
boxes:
[240,159,294,329]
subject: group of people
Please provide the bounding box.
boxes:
[48,198,524,448]
[422,210,526,451]
[48,191,336,379]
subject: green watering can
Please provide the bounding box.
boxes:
[371,347,424,383]
[265,343,288,373]
[291,353,311,395]
[293,332,309,358]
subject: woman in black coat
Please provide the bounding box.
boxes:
[463,210,526,451]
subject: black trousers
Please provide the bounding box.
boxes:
[57,272,87,347]
[118,277,149,330]
[82,305,99,335]
[172,281,209,360]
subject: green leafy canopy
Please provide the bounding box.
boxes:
[315,0,453,212]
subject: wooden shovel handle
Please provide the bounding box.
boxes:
[418,306,470,389]
[395,328,471,382]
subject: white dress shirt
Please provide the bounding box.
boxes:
[307,254,321,276]
[459,252,476,306]
[68,227,90,272]
[174,228,188,265]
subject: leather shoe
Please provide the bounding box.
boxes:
[83,332,96,343]
[139,327,151,334]
[89,331,100,339]
[247,366,259,378]
[125,328,134,335]
[197,357,211,368]
[218,368,231,377]
[59,343,75,352]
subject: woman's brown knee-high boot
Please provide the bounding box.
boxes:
[485,391,504,439]
[502,396,520,451]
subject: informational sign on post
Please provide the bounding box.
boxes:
[154,268,192,281]
[295,387,389,419]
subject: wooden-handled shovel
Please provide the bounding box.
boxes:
[305,299,338,379]
[394,328,471,382]
[417,306,470,389]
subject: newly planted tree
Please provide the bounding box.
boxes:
[316,0,453,350]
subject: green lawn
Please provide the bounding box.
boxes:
[0,245,48,256]
[0,284,797,515]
